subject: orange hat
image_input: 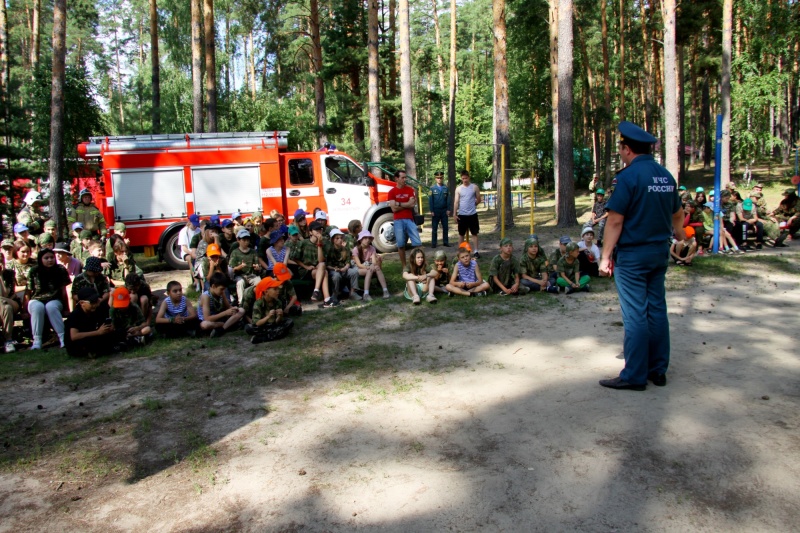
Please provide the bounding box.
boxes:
[111,287,131,308]
[458,241,472,252]
[255,277,283,299]
[207,243,221,257]
[272,262,292,282]
[683,226,695,239]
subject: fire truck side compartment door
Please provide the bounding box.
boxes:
[192,165,261,216]
[111,168,185,220]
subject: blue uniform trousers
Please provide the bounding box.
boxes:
[431,209,450,247]
[614,248,670,385]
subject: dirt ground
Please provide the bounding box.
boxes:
[1,198,800,532]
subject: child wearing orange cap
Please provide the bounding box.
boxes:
[245,277,294,344]
[670,226,697,266]
[109,287,152,348]
[198,243,229,292]
[273,262,302,316]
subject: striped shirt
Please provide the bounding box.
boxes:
[164,295,189,318]
[456,260,479,283]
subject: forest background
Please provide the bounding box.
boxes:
[0,0,797,233]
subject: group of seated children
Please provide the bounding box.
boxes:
[399,229,601,304]
[678,183,800,259]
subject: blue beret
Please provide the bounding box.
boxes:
[618,121,658,144]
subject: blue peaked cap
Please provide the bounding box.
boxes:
[618,121,658,144]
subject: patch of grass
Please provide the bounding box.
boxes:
[0,349,80,381]
[208,410,217,418]
[57,449,130,481]
[55,364,123,389]
[183,431,217,472]
[142,397,163,411]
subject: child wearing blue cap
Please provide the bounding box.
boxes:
[265,230,288,270]
[290,209,310,239]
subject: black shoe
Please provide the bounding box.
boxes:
[443,243,452,247]
[322,298,340,308]
[210,327,225,338]
[251,335,267,345]
[566,287,576,295]
[599,377,646,391]
[648,373,667,386]
[755,243,763,250]
[311,289,323,302]
[473,252,481,259]
[245,323,257,336]
[431,244,437,248]
[583,284,591,293]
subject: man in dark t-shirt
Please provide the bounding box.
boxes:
[65,287,116,357]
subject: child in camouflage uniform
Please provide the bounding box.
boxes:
[71,256,111,307]
[520,238,556,293]
[488,238,529,295]
[109,287,152,348]
[230,228,263,305]
[556,243,590,294]
[244,277,294,344]
[549,236,570,284]
[428,250,450,297]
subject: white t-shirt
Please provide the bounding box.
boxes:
[178,226,200,258]
[457,184,479,216]
[577,241,600,263]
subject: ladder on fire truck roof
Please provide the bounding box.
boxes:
[81,131,290,156]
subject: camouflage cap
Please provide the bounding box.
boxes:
[433,250,447,261]
[37,233,54,245]
[524,238,539,249]
[114,222,127,232]
[79,230,94,240]
[753,182,764,188]
[720,190,732,198]
[749,191,763,198]
[1,239,14,248]
[565,242,579,253]
[499,237,512,247]
[44,220,57,228]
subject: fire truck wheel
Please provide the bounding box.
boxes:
[163,230,189,270]
[372,213,398,253]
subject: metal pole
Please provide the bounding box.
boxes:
[466,144,471,173]
[713,114,723,254]
[501,145,506,239]
[530,169,535,234]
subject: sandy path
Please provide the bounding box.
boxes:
[1,255,799,532]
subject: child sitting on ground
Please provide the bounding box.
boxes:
[305,220,337,307]
[403,248,438,304]
[272,262,302,316]
[155,280,198,338]
[488,238,530,295]
[265,230,288,270]
[556,242,591,294]
[198,272,245,337]
[446,248,490,297]
[428,250,451,297]
[230,228,263,305]
[577,227,601,277]
[701,202,742,254]
[351,230,389,301]
[520,238,557,293]
[670,226,697,266]
[549,236,570,285]
[244,277,294,344]
[125,272,156,326]
[71,256,111,307]
[109,287,152,348]
[198,243,229,291]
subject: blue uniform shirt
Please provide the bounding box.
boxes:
[606,154,681,250]
[429,183,450,212]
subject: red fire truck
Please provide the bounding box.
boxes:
[77,132,410,269]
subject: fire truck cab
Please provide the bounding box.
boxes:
[77,132,407,269]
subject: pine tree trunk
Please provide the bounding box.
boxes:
[721,0,732,186]
[661,0,679,177]
[577,26,601,179]
[113,18,125,129]
[367,0,381,164]
[556,0,576,227]
[309,0,327,145]
[701,70,711,170]
[30,0,40,75]
[432,0,447,125]
[204,0,217,132]
[149,0,160,134]
[191,0,204,133]
[619,0,626,122]
[447,0,457,196]
[248,31,256,98]
[398,0,416,178]
[601,0,612,184]
[49,0,67,239]
[492,0,512,229]
[351,67,364,148]
[639,0,650,131]
[549,0,558,194]
[388,0,398,151]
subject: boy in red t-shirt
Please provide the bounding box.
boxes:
[387,170,422,268]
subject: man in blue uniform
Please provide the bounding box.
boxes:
[428,171,451,248]
[599,122,685,391]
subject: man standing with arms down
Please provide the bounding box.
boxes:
[453,170,482,258]
[599,122,685,391]
[428,171,451,248]
[388,170,422,269]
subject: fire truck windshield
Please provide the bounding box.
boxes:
[324,156,367,186]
